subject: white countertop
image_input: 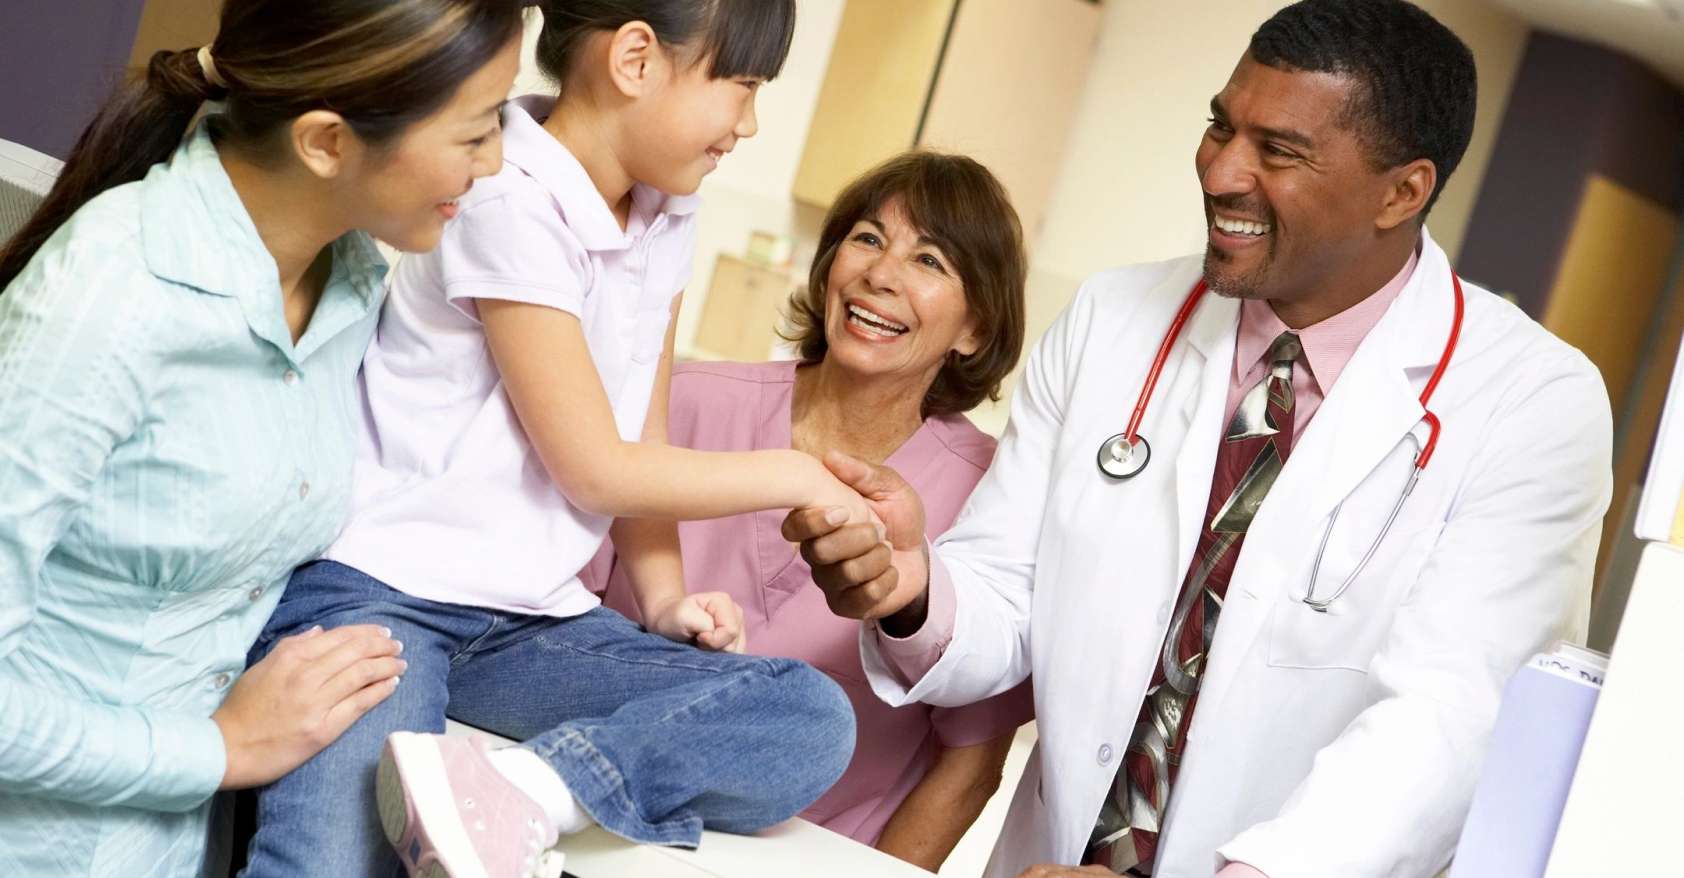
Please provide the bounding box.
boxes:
[444,721,931,878]
[555,818,930,878]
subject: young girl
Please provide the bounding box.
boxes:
[0,1,525,875]
[243,3,865,877]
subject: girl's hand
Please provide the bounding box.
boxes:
[782,452,930,624]
[647,592,747,653]
[806,460,883,533]
[212,624,406,790]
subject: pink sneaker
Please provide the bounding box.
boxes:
[377,732,566,878]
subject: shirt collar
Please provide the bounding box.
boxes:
[139,122,387,309]
[139,122,386,363]
[501,94,701,252]
[1234,247,1419,394]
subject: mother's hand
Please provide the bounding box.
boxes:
[782,451,930,626]
[212,624,404,789]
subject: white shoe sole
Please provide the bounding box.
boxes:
[378,732,491,878]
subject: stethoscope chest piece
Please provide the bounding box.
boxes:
[1098,433,1151,480]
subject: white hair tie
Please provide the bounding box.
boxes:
[197,45,227,90]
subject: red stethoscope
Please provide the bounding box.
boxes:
[1096,272,1466,611]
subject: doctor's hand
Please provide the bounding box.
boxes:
[782,451,930,627]
[646,591,748,653]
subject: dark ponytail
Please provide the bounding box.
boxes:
[0,0,527,291]
[0,50,221,289]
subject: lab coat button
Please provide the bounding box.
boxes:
[213,672,231,689]
[282,369,299,386]
[1098,743,1115,765]
[248,585,264,602]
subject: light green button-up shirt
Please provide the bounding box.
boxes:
[0,124,385,875]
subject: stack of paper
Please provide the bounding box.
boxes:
[1544,541,1684,875]
[1450,643,1605,878]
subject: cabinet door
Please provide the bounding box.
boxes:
[694,254,795,362]
[917,0,1102,241]
[791,0,959,208]
[130,0,220,68]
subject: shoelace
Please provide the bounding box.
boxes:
[522,818,565,878]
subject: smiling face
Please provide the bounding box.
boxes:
[342,34,520,252]
[621,49,765,196]
[820,196,980,389]
[1196,54,1411,311]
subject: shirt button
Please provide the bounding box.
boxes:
[282,369,299,386]
[1098,743,1115,765]
[1156,602,1171,624]
[298,480,311,500]
[213,672,231,689]
[248,585,264,602]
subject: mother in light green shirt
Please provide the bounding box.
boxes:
[0,1,527,873]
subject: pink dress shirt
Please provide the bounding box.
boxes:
[1224,251,1418,436]
[584,360,1034,845]
[874,254,1418,873]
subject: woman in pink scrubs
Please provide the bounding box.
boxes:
[590,151,1032,871]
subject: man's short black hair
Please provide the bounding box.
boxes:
[1249,0,1477,215]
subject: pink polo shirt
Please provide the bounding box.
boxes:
[878,253,1418,685]
[584,360,1034,845]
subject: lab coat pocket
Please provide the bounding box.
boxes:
[990,750,1059,874]
[1267,521,1445,672]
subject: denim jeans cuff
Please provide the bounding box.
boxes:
[526,728,705,848]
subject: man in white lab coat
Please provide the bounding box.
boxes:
[781,1,1612,876]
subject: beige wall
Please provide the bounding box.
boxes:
[1033,0,1530,284]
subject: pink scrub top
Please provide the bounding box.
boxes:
[586,359,1033,844]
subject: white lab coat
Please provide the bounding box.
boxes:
[861,231,1612,877]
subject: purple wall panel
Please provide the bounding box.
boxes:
[1591,58,1684,214]
[0,2,147,159]
[1458,33,1684,319]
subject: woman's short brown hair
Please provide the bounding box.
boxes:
[783,152,1027,418]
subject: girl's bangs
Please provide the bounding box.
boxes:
[700,0,796,80]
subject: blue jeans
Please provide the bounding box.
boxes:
[239,562,855,878]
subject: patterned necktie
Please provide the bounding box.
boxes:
[1086,331,1303,875]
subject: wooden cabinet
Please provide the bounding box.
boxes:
[693,254,797,362]
[129,0,220,67]
[793,0,1103,240]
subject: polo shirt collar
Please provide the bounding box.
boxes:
[501,95,701,253]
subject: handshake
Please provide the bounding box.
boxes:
[784,451,935,636]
